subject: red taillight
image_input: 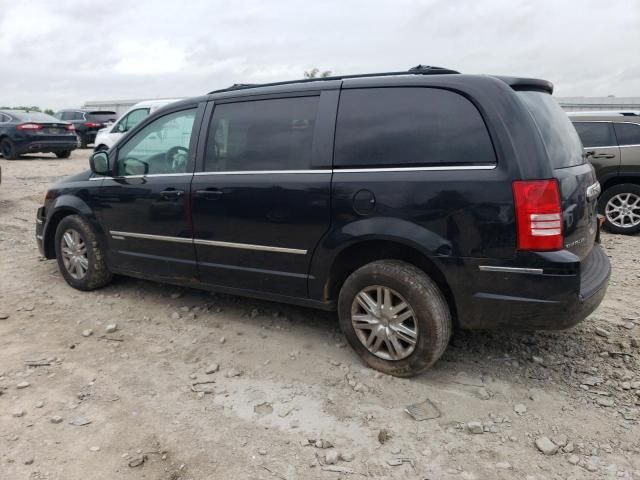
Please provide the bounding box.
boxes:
[85,122,101,128]
[513,179,563,251]
[66,124,75,131]
[16,123,42,130]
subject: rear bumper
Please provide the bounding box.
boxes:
[446,245,611,330]
[16,140,77,154]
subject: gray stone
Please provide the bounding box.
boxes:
[35,401,44,409]
[224,368,242,378]
[514,404,527,415]
[496,462,511,469]
[205,363,219,374]
[623,322,635,330]
[105,324,118,333]
[476,388,491,400]
[24,457,34,465]
[581,376,604,386]
[16,381,30,389]
[532,355,544,364]
[170,292,182,299]
[171,312,181,320]
[467,421,484,434]
[89,446,100,452]
[595,327,610,338]
[258,448,267,455]
[219,336,226,344]
[563,442,575,453]
[82,329,93,337]
[630,337,639,348]
[11,407,25,418]
[0,313,10,320]
[596,397,614,407]
[340,452,354,462]
[568,454,580,465]
[325,450,340,465]
[50,415,63,424]
[535,436,558,455]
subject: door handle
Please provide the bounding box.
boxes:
[160,188,184,199]
[195,188,224,200]
[591,153,615,159]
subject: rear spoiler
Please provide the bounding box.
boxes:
[494,76,554,94]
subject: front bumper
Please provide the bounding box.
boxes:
[447,244,611,330]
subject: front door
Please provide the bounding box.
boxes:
[191,93,336,298]
[96,106,201,281]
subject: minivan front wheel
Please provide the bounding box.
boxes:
[54,215,112,290]
[600,184,640,235]
[338,260,451,377]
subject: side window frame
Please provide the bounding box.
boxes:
[196,90,337,174]
[613,122,640,147]
[572,121,617,148]
[112,103,205,178]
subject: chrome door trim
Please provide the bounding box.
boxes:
[90,173,193,181]
[193,238,307,255]
[334,165,496,173]
[193,170,332,176]
[478,266,543,275]
[109,231,307,255]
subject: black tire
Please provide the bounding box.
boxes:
[55,150,71,159]
[599,183,640,235]
[1,138,19,160]
[338,260,451,377]
[54,215,112,291]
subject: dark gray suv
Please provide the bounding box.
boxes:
[570,112,640,234]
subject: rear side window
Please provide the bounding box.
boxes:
[518,91,584,169]
[87,112,117,122]
[204,96,319,172]
[334,87,496,168]
[614,122,640,146]
[572,122,616,148]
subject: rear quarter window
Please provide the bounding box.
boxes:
[518,91,585,169]
[334,87,496,168]
[613,122,640,146]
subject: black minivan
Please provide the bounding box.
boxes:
[36,66,610,376]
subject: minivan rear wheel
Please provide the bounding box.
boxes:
[600,184,640,235]
[338,260,451,377]
[54,215,112,290]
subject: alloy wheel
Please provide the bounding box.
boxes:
[60,229,89,279]
[351,285,418,361]
[605,193,640,229]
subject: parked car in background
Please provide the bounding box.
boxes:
[36,67,610,376]
[93,99,182,152]
[569,111,640,234]
[54,109,117,148]
[0,110,77,159]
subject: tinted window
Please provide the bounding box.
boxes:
[119,108,149,132]
[614,122,640,146]
[572,122,616,148]
[117,109,196,176]
[86,112,117,122]
[334,88,495,168]
[204,96,319,172]
[73,112,85,121]
[518,91,584,168]
[0,113,9,123]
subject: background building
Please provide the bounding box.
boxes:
[558,96,640,112]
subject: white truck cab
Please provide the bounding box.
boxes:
[93,99,182,152]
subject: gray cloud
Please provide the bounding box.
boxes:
[0,0,638,110]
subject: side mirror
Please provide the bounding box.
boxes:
[90,151,110,175]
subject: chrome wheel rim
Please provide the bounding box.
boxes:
[60,229,88,279]
[351,286,418,361]
[605,193,640,228]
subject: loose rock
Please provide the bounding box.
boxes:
[50,415,63,424]
[205,363,219,374]
[514,404,527,415]
[535,436,558,455]
[82,329,93,337]
[16,381,30,389]
[595,327,610,338]
[105,323,118,333]
[325,450,339,465]
[12,407,25,418]
[467,421,484,434]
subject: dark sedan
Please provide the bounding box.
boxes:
[0,110,77,159]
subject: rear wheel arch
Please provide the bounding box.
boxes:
[600,175,640,193]
[324,239,458,324]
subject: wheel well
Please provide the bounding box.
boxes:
[325,240,457,323]
[601,176,640,193]
[44,209,76,258]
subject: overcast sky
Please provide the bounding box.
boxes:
[1,0,638,110]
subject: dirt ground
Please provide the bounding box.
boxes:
[1,150,639,480]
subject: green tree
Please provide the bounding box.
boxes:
[304,68,332,79]
[44,109,55,116]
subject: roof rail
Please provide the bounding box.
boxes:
[208,65,460,94]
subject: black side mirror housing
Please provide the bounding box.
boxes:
[90,151,110,176]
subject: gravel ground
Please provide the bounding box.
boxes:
[1,151,639,480]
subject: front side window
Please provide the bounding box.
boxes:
[572,122,616,148]
[116,109,196,176]
[119,108,149,132]
[204,96,319,172]
[334,87,496,168]
[614,122,640,146]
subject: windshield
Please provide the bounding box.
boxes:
[518,91,585,169]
